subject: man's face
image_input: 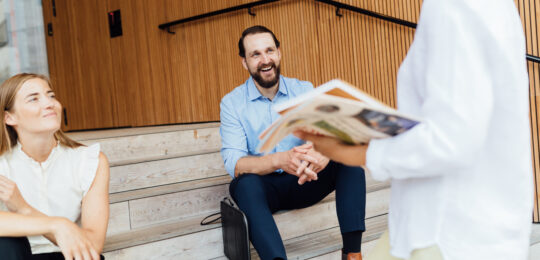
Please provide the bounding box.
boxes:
[242,32,282,89]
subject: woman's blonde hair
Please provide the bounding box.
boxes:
[0,73,82,155]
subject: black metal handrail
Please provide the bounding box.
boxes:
[158,0,540,63]
[527,54,540,63]
[314,0,416,29]
[158,0,278,33]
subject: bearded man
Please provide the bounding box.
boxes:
[219,25,367,260]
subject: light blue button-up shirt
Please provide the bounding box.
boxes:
[220,75,314,178]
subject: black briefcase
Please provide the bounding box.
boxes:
[221,198,250,260]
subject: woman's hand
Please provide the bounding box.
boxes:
[51,217,101,260]
[294,130,368,167]
[0,175,32,214]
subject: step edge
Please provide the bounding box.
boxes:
[68,122,220,141]
[107,148,221,167]
[109,174,231,203]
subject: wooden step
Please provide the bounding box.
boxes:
[109,151,225,193]
[104,188,390,258]
[106,162,389,235]
[107,175,230,236]
[257,214,388,260]
[209,240,381,260]
[107,174,229,236]
[107,182,229,235]
[211,215,385,260]
[69,123,392,259]
[531,223,540,245]
[104,225,224,259]
[530,224,540,260]
[106,175,388,238]
[105,212,221,252]
[109,175,230,204]
[275,189,389,241]
[104,213,387,260]
[105,192,340,251]
[72,125,221,166]
[312,223,540,260]
[110,158,387,198]
[67,122,220,142]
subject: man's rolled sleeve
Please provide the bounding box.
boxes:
[220,98,248,178]
[222,148,247,178]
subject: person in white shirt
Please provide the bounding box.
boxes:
[295,0,533,259]
[0,73,110,260]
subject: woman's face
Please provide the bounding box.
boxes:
[5,78,62,135]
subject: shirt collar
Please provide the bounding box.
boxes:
[14,140,61,167]
[247,76,288,101]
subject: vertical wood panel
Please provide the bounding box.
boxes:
[43,0,120,130]
[43,0,539,222]
[44,0,421,126]
[518,0,540,222]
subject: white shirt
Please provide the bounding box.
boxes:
[0,143,100,254]
[366,0,533,259]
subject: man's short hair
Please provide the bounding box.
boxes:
[238,25,280,58]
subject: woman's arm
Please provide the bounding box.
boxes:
[0,211,100,259]
[0,211,57,236]
[0,174,60,244]
[0,167,105,260]
[80,152,110,253]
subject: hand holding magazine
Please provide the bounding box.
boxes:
[257,79,421,153]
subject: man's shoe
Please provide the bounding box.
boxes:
[342,251,362,260]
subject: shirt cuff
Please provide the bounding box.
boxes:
[366,138,391,181]
[223,149,248,178]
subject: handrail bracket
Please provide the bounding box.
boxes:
[336,7,343,18]
[248,8,256,16]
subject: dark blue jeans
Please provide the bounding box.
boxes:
[0,236,105,260]
[229,161,366,260]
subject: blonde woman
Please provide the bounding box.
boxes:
[0,73,109,260]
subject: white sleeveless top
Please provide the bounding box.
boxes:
[0,142,100,254]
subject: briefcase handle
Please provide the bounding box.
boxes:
[200,197,236,225]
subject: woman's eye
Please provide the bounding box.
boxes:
[28,97,38,102]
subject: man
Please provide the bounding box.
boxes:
[220,25,367,260]
[295,0,533,259]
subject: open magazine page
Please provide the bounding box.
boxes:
[257,93,420,154]
[273,79,388,114]
[257,103,312,153]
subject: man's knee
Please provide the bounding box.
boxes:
[230,174,265,200]
[0,237,32,260]
[335,163,365,181]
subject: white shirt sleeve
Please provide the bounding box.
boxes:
[77,144,101,196]
[366,1,499,181]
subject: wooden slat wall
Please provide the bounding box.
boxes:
[42,0,422,130]
[42,0,120,130]
[155,0,422,119]
[518,0,540,223]
[42,0,540,220]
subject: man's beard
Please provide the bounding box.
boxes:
[250,63,281,89]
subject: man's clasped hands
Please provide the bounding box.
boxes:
[273,142,330,185]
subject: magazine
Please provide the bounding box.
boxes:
[257,79,421,153]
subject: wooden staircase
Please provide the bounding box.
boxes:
[68,123,540,259]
